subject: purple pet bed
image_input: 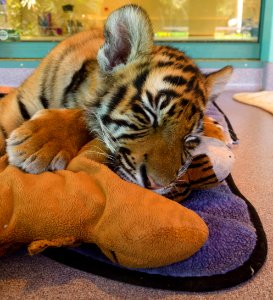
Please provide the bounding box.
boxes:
[44,102,267,292]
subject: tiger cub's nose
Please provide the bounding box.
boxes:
[140,164,165,190]
[147,175,165,190]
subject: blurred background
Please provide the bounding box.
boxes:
[1,0,270,92]
[0,0,261,41]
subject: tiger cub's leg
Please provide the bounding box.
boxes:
[0,88,47,155]
[6,109,92,174]
[0,127,6,155]
[0,91,24,155]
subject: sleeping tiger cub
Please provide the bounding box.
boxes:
[0,5,232,192]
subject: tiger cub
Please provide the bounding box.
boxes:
[0,5,232,192]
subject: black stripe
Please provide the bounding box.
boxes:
[163,75,187,86]
[63,59,93,106]
[116,132,149,141]
[101,114,112,125]
[17,95,31,120]
[155,94,171,110]
[161,52,176,59]
[136,62,150,70]
[102,115,140,131]
[139,164,149,188]
[131,104,150,124]
[190,174,217,185]
[119,147,135,170]
[212,101,239,142]
[188,122,196,135]
[43,33,96,104]
[175,181,190,188]
[188,161,209,168]
[185,103,201,122]
[180,98,190,107]
[195,125,204,134]
[155,90,179,111]
[134,114,150,125]
[177,107,185,119]
[161,50,181,60]
[202,166,213,172]
[174,64,186,71]
[134,69,149,94]
[146,91,154,107]
[41,49,74,105]
[191,103,197,115]
[157,61,174,68]
[143,104,157,126]
[40,94,49,109]
[175,55,186,61]
[122,154,135,170]
[113,119,139,131]
[93,95,106,109]
[185,76,196,92]
[119,163,137,181]
[0,125,8,139]
[108,85,128,111]
[158,89,180,100]
[194,86,207,105]
[167,104,176,117]
[119,147,131,155]
[165,187,190,199]
[194,154,208,160]
[159,98,171,110]
[183,65,198,73]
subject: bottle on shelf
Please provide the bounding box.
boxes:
[0,0,20,41]
[62,4,82,35]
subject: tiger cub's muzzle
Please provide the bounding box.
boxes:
[139,163,180,190]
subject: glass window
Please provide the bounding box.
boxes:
[0,0,261,42]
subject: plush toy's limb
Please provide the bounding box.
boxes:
[163,134,234,202]
[0,145,209,268]
[190,136,234,183]
[6,109,91,174]
[203,115,227,142]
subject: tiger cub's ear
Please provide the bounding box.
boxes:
[97,5,153,73]
[205,66,233,101]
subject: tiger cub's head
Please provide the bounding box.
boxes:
[86,5,232,192]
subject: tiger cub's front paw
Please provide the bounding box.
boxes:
[6,109,90,174]
[7,128,71,174]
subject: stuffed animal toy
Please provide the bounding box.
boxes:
[0,108,234,268]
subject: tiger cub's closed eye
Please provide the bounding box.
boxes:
[184,136,201,149]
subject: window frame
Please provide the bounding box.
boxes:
[0,0,271,67]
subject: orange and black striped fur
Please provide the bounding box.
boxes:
[0,5,232,193]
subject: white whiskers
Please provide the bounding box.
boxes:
[88,111,119,153]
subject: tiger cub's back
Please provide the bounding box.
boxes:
[0,29,103,146]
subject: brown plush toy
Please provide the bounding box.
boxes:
[0,141,209,268]
[0,109,233,268]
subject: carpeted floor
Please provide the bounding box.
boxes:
[0,91,272,299]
